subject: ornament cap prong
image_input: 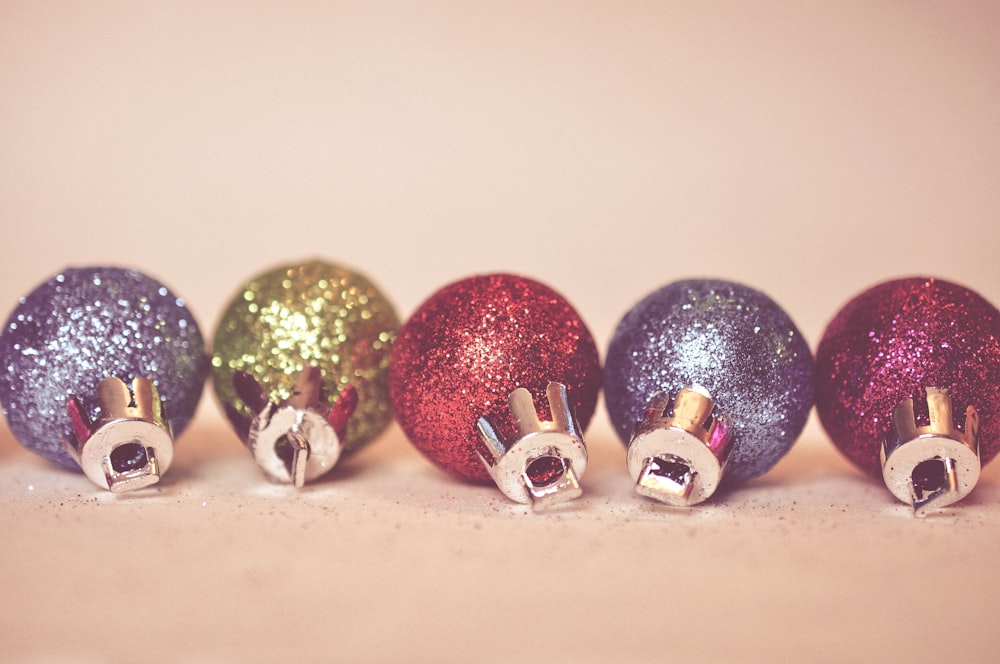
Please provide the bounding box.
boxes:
[881,387,981,516]
[626,387,732,506]
[64,376,174,492]
[238,367,356,486]
[475,382,587,509]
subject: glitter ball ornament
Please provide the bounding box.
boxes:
[0,267,208,491]
[211,260,399,486]
[390,274,602,508]
[815,277,1000,515]
[604,279,814,505]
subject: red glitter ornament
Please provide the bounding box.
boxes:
[389,274,601,502]
[815,277,1000,513]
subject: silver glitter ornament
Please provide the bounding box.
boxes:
[604,279,814,505]
[0,267,208,491]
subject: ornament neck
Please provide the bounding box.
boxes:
[881,387,981,516]
[64,376,174,492]
[476,382,587,509]
[234,367,357,487]
[626,387,732,506]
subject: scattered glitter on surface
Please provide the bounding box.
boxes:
[0,267,208,470]
[604,279,814,484]
[211,260,399,454]
[815,277,1000,478]
[389,274,602,482]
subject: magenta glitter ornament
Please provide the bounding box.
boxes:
[389,274,601,508]
[815,277,1000,515]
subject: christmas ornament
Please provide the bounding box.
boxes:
[815,277,1000,515]
[211,260,399,486]
[605,279,813,506]
[389,273,602,508]
[0,267,208,491]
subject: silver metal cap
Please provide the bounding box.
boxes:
[476,382,588,509]
[65,376,174,492]
[626,387,732,506]
[881,387,980,517]
[235,366,357,487]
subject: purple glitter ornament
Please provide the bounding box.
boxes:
[0,267,208,490]
[605,279,813,504]
[815,277,1000,515]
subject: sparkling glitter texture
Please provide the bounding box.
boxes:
[0,267,208,470]
[211,260,399,454]
[815,277,1000,478]
[389,274,602,482]
[604,279,814,484]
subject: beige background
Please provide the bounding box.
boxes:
[2,2,999,662]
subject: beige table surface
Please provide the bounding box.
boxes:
[2,2,999,662]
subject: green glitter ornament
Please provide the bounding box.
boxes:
[212,260,399,485]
